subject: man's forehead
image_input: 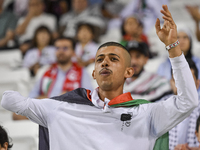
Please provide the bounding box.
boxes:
[96,46,125,56]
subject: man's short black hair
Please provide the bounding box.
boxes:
[97,41,128,52]
[54,37,76,50]
[196,115,200,132]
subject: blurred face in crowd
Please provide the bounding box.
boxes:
[77,25,93,44]
[36,30,51,47]
[29,0,44,15]
[55,39,74,65]
[92,46,133,91]
[129,50,148,77]
[170,69,199,95]
[72,0,88,13]
[177,31,191,55]
[124,17,139,36]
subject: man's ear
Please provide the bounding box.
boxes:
[92,70,96,79]
[124,67,134,78]
[3,142,8,149]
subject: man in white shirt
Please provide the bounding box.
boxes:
[1,5,199,150]
[15,0,57,44]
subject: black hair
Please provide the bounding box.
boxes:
[76,22,95,36]
[187,58,198,79]
[0,125,13,149]
[54,36,76,50]
[98,41,128,52]
[76,22,99,43]
[196,115,200,132]
[32,25,53,47]
[185,37,193,59]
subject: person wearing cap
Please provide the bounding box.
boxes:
[124,40,171,102]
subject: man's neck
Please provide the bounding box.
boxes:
[58,62,72,72]
[38,45,45,51]
[81,42,88,48]
[98,87,124,101]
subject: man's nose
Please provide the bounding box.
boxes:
[101,58,109,67]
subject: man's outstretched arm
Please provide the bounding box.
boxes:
[1,91,59,127]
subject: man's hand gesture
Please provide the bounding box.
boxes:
[155,5,181,58]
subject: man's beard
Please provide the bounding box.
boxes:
[57,57,71,65]
[132,68,144,78]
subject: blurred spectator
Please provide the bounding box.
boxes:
[22,26,56,76]
[14,0,29,17]
[74,23,98,67]
[120,0,168,34]
[100,0,124,20]
[59,0,105,38]
[0,125,13,150]
[186,5,200,42]
[44,0,71,21]
[159,59,200,150]
[15,0,57,44]
[157,27,200,81]
[124,41,171,102]
[29,37,93,99]
[0,0,18,49]
[120,16,149,47]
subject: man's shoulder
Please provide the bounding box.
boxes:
[50,88,94,106]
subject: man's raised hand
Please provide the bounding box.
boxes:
[155,5,177,46]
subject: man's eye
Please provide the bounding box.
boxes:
[111,57,118,61]
[96,58,102,62]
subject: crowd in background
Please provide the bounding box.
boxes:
[1,0,200,150]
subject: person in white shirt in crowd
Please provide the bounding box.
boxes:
[74,23,99,67]
[14,36,93,120]
[124,40,171,101]
[1,5,199,150]
[15,0,57,45]
[159,59,200,150]
[120,0,168,34]
[59,0,105,38]
[22,26,56,76]
[29,36,93,99]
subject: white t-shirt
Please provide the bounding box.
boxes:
[22,46,56,68]
[17,13,56,44]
